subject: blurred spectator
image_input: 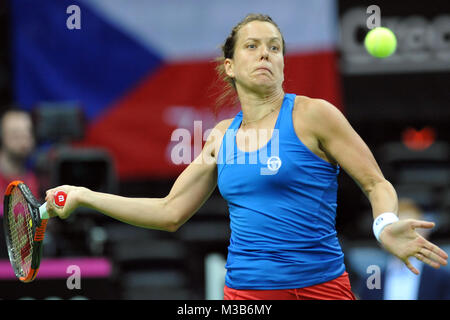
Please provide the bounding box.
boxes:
[357,198,450,300]
[0,108,40,216]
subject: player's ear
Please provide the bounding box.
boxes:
[224,58,235,78]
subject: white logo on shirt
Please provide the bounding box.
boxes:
[267,156,282,171]
[261,156,282,175]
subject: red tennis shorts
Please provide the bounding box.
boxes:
[223,271,356,300]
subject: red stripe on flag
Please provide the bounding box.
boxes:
[79,50,342,179]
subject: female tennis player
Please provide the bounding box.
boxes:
[45,14,448,300]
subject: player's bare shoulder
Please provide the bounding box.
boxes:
[292,95,321,133]
[293,95,342,133]
[291,95,340,165]
[214,118,234,134]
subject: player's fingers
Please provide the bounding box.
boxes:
[45,200,67,219]
[46,200,57,214]
[45,192,51,203]
[415,252,440,269]
[46,188,67,205]
[404,259,420,275]
[423,242,449,263]
[47,210,59,218]
[45,188,57,197]
[51,207,69,219]
[45,186,73,220]
[411,220,435,230]
[45,188,60,204]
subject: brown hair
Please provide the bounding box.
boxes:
[214,14,286,111]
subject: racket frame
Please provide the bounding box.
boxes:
[3,180,48,283]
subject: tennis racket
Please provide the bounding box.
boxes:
[2,180,67,283]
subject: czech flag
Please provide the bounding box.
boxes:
[11,0,342,179]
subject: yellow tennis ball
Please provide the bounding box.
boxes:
[364,27,397,58]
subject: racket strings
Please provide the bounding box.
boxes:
[7,188,34,277]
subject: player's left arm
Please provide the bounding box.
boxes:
[304,98,395,216]
[305,98,448,273]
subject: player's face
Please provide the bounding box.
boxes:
[225,21,284,93]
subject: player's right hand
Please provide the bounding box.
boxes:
[45,185,88,219]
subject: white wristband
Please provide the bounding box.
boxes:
[373,212,399,243]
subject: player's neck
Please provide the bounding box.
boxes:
[237,88,284,126]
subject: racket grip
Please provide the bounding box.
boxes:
[39,191,67,219]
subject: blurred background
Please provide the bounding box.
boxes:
[0,0,449,300]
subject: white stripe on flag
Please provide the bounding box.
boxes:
[81,0,338,61]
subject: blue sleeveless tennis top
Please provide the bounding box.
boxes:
[217,93,346,289]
